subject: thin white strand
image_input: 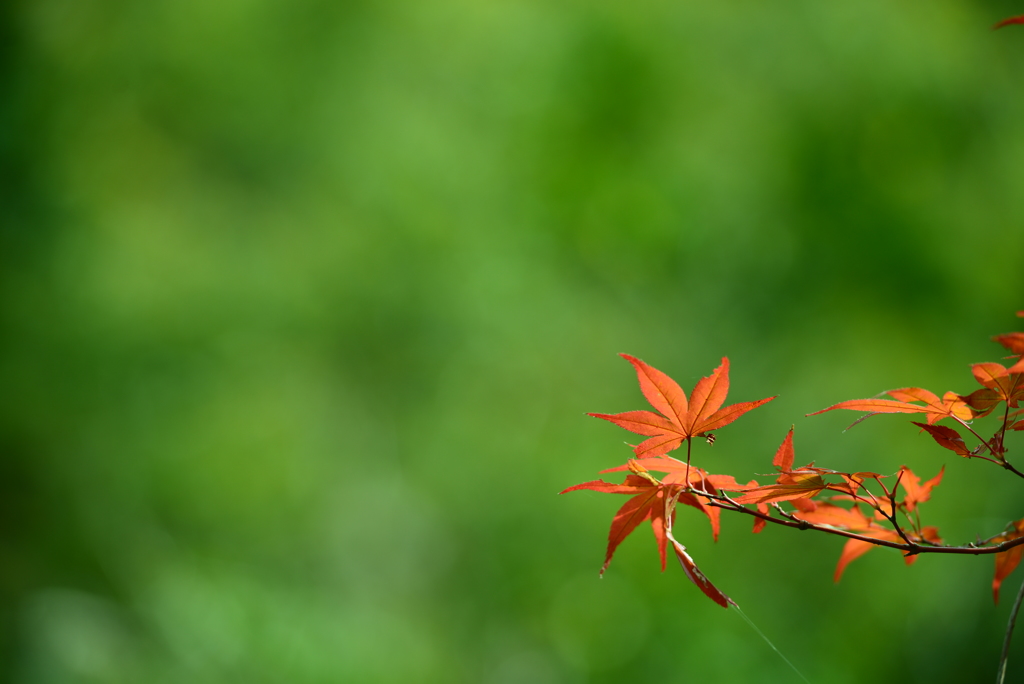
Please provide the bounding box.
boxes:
[730,602,812,684]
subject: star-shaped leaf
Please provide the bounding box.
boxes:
[896,465,944,513]
[590,355,775,458]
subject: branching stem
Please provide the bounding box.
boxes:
[873,469,915,546]
[951,414,1024,479]
[697,492,1024,556]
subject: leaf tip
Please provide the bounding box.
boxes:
[994,14,1024,29]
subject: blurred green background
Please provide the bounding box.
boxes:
[3,0,1024,682]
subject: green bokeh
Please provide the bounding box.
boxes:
[3,0,1024,682]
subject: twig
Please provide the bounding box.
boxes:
[997,575,1024,684]
[876,469,915,546]
[953,414,998,454]
[697,493,1024,556]
[1002,460,1024,480]
[950,415,1024,478]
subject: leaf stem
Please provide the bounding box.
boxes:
[684,437,692,488]
[954,414,995,451]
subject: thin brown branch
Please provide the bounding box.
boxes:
[951,414,1024,478]
[997,575,1024,684]
[874,469,914,546]
[1002,459,1024,480]
[699,493,1024,556]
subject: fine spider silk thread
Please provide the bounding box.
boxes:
[730,602,812,684]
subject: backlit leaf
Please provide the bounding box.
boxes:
[560,474,679,573]
[897,465,944,513]
[912,422,970,457]
[668,534,733,608]
[590,356,775,459]
[992,519,1024,604]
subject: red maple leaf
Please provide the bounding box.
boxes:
[912,422,971,457]
[589,355,775,458]
[994,14,1024,29]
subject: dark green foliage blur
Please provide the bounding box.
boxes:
[3,0,1024,681]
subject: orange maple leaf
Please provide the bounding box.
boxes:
[808,387,972,426]
[992,519,1024,604]
[896,465,944,513]
[788,465,944,582]
[994,328,1024,374]
[560,468,733,607]
[733,430,830,505]
[792,502,941,582]
[732,471,827,505]
[993,331,1024,355]
[599,458,750,540]
[590,355,775,458]
[970,362,1024,408]
[560,473,688,574]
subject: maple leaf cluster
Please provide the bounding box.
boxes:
[564,315,1024,608]
[562,355,774,607]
